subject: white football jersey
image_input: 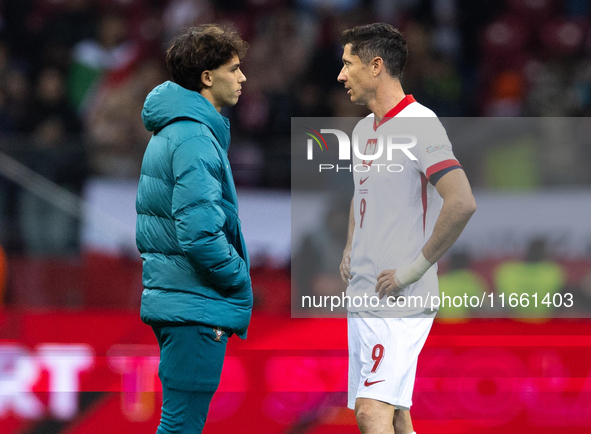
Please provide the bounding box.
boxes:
[347,95,460,314]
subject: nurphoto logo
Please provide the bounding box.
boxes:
[304,127,418,173]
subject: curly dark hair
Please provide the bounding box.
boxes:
[340,23,407,79]
[165,24,249,92]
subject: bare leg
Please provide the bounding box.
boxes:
[355,398,395,434]
[393,409,414,434]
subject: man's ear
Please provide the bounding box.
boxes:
[201,70,213,88]
[371,57,384,76]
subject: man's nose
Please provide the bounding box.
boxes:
[337,68,346,83]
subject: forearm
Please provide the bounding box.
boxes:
[393,170,476,288]
[345,198,355,250]
[340,198,355,283]
[422,197,475,264]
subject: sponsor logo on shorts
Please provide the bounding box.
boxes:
[364,379,385,387]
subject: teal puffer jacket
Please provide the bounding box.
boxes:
[136,81,252,338]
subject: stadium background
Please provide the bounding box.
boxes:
[1,0,591,432]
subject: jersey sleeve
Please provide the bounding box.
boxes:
[413,118,462,182]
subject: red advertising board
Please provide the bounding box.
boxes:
[1,311,591,433]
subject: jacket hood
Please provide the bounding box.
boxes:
[141,81,230,149]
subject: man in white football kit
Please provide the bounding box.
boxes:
[337,24,476,434]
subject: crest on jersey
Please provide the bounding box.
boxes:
[362,139,378,167]
[213,327,225,341]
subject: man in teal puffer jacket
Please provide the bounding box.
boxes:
[136,25,251,433]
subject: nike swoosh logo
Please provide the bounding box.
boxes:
[360,177,369,185]
[364,379,385,387]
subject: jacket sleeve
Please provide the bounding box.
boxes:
[171,135,250,292]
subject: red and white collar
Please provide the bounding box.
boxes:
[373,94,416,131]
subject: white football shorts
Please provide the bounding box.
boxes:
[347,310,435,410]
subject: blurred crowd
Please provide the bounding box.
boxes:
[1,0,591,177]
[0,0,590,255]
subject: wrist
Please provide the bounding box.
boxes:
[394,252,432,288]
